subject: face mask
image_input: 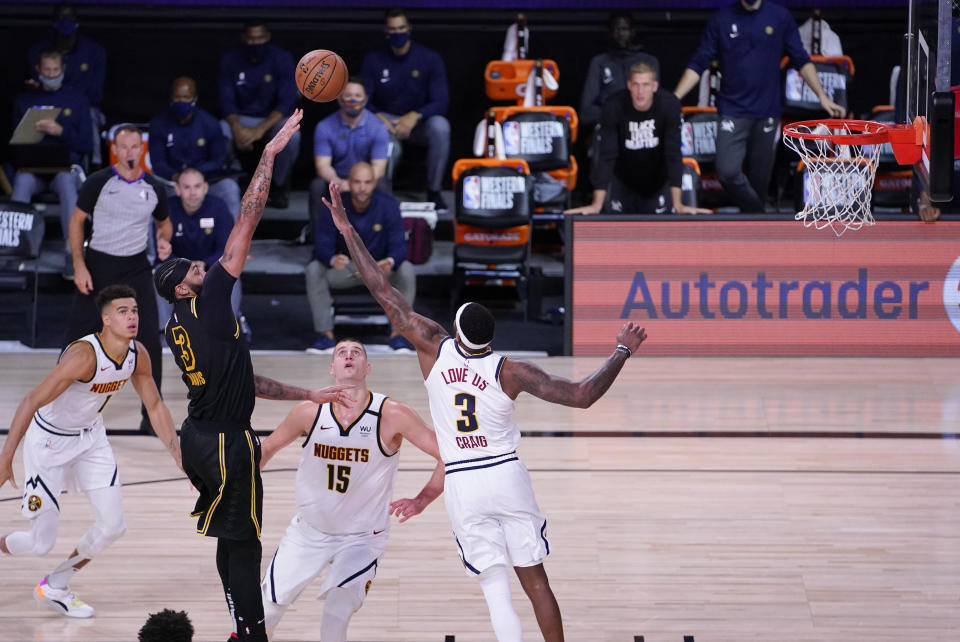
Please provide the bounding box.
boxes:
[244,43,266,62]
[39,73,64,91]
[170,101,196,120]
[339,98,365,117]
[387,32,411,49]
[54,19,78,36]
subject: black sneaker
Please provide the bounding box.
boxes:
[427,190,448,214]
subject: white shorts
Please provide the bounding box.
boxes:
[20,419,119,519]
[443,456,550,575]
[262,513,387,607]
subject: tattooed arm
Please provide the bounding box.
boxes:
[322,184,447,376]
[500,323,647,407]
[253,373,353,404]
[220,109,303,279]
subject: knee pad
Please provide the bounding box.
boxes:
[76,515,126,558]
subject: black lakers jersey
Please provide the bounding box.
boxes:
[164,262,255,425]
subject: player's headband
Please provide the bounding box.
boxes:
[154,257,192,303]
[454,302,491,350]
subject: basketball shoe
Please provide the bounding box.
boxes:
[34,576,95,618]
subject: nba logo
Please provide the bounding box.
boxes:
[463,176,481,210]
[680,122,693,156]
[503,122,520,155]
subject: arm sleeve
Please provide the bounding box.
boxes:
[417,53,449,119]
[384,199,407,267]
[579,57,603,127]
[197,261,239,332]
[218,53,238,117]
[147,176,170,221]
[58,95,92,154]
[147,116,177,179]
[783,16,813,69]
[592,97,619,188]
[662,96,684,189]
[205,198,234,268]
[313,121,332,157]
[687,16,721,75]
[367,117,388,160]
[77,170,110,212]
[87,39,107,107]
[359,54,379,112]
[313,202,338,265]
[274,48,297,115]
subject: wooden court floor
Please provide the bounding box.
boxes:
[1,352,959,641]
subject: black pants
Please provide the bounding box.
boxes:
[64,248,161,431]
[181,419,266,641]
[715,115,780,213]
[606,176,671,214]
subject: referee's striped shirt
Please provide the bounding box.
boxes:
[77,166,169,257]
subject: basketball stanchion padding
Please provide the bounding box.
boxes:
[783,117,924,236]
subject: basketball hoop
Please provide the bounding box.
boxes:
[783,118,925,236]
[782,119,886,236]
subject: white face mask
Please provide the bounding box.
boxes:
[39,72,64,91]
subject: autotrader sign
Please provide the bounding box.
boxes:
[568,219,960,356]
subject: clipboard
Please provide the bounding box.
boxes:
[9,106,62,144]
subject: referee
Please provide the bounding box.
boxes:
[67,124,170,434]
[154,110,352,642]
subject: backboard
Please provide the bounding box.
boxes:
[905,0,955,201]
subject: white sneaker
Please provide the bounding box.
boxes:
[34,576,95,618]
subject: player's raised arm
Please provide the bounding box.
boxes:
[381,399,444,523]
[501,322,647,408]
[220,109,303,278]
[129,341,182,472]
[322,183,447,361]
[260,401,316,468]
[0,343,96,489]
[253,373,353,404]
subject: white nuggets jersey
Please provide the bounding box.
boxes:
[33,334,137,435]
[425,337,520,466]
[296,392,399,535]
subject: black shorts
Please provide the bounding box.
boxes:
[180,418,263,540]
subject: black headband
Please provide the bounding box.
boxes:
[154,258,191,303]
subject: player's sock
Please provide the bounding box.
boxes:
[47,554,85,590]
[478,565,523,641]
[320,587,362,642]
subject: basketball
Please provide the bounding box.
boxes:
[295,49,348,102]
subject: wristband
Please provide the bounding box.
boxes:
[615,344,632,358]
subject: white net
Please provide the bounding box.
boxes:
[783,122,884,236]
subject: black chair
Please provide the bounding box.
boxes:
[0,201,45,346]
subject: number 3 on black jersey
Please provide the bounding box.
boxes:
[454,392,478,433]
[170,325,196,371]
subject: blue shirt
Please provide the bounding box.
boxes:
[360,42,449,119]
[27,34,106,107]
[315,190,406,268]
[149,106,228,181]
[13,86,93,163]
[687,1,810,119]
[313,109,389,178]
[167,194,233,269]
[219,44,296,118]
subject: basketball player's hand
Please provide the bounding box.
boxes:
[156,237,172,261]
[820,96,845,118]
[74,262,94,295]
[307,384,355,405]
[377,257,395,274]
[331,254,350,271]
[564,203,601,215]
[323,184,351,234]
[389,496,426,523]
[0,454,16,489]
[616,322,647,354]
[264,108,303,157]
[674,203,713,215]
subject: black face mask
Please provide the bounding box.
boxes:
[244,43,266,62]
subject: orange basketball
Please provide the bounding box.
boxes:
[295,49,348,103]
